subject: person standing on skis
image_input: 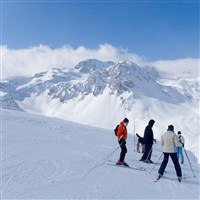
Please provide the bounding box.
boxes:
[158,125,182,182]
[116,118,129,166]
[176,131,185,164]
[140,119,155,163]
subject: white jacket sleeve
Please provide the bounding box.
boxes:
[180,136,185,144]
[174,135,180,147]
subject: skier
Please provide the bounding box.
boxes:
[136,133,145,153]
[157,125,182,182]
[176,131,185,164]
[116,118,129,166]
[140,119,155,163]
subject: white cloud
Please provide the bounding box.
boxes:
[150,58,200,79]
[1,44,199,79]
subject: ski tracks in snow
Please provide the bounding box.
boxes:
[2,159,72,198]
[2,110,200,199]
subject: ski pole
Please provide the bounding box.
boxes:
[133,117,136,152]
[149,153,163,174]
[183,147,196,177]
[103,145,121,161]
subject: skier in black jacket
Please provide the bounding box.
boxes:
[140,119,155,163]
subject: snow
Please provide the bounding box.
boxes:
[0,91,7,97]
[2,109,200,199]
[1,59,199,164]
[16,87,199,164]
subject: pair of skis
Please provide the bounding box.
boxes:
[106,160,146,171]
[154,174,186,183]
[106,160,186,183]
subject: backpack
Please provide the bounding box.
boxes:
[114,124,126,136]
[114,125,119,136]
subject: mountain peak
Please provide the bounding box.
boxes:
[118,60,139,66]
[75,59,114,73]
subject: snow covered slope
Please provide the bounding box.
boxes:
[2,109,199,199]
[1,59,199,162]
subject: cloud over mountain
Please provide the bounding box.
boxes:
[1,44,199,79]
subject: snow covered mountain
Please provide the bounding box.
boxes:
[1,59,199,161]
[2,109,200,199]
[2,59,198,103]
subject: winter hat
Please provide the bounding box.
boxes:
[178,131,181,135]
[124,118,129,123]
[168,125,174,131]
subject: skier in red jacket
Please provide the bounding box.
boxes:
[116,118,129,166]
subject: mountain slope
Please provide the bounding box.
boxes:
[2,109,200,199]
[1,59,199,162]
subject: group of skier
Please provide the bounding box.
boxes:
[115,118,185,181]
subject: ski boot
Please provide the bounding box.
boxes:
[121,161,129,167]
[116,161,123,165]
[144,159,154,164]
[157,174,163,181]
[178,177,182,182]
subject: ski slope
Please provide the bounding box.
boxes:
[1,59,199,163]
[2,109,200,199]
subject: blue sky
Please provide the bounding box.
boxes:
[2,1,199,60]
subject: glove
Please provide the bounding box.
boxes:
[182,143,184,148]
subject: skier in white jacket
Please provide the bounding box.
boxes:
[158,125,182,182]
[176,131,185,164]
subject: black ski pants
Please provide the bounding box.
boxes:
[141,143,152,161]
[158,153,182,177]
[118,140,127,162]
